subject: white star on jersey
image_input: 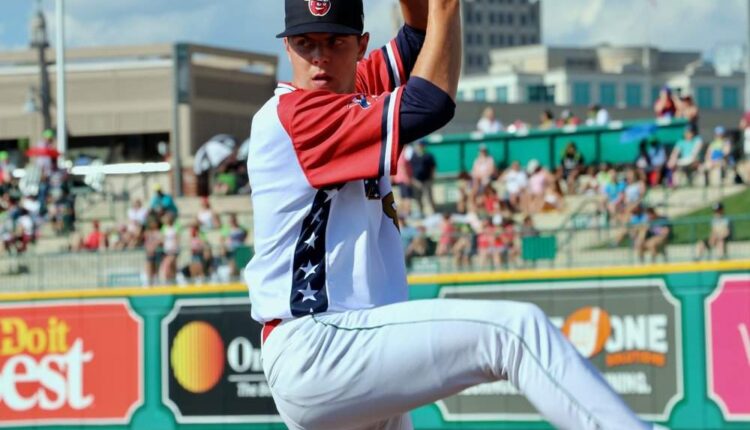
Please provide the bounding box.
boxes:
[298,284,318,302]
[299,261,318,279]
[304,232,318,249]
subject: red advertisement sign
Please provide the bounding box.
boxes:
[706,275,750,420]
[0,300,143,426]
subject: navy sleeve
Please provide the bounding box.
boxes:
[394,25,426,80]
[399,77,456,144]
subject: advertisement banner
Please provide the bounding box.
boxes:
[706,275,750,420]
[161,298,280,424]
[0,300,143,427]
[436,279,683,421]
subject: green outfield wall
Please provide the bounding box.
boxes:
[425,118,688,177]
[0,260,748,430]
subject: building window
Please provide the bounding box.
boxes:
[527,85,555,103]
[599,82,616,107]
[496,86,509,103]
[456,90,465,101]
[474,88,487,101]
[697,86,714,109]
[508,35,515,45]
[722,86,739,109]
[508,14,515,25]
[573,82,591,106]
[625,83,642,108]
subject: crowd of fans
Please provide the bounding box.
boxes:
[391,93,749,267]
[1,131,77,261]
[68,187,249,286]
[3,90,748,279]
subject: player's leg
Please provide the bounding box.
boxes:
[262,299,650,430]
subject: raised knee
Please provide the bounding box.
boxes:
[517,302,547,323]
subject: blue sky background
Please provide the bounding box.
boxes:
[0,0,747,80]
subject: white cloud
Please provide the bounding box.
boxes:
[544,0,747,57]
[43,0,222,48]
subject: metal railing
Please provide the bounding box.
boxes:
[2,214,749,291]
[406,213,750,274]
[0,245,251,293]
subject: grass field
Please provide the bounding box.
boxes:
[670,188,750,244]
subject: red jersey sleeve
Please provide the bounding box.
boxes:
[355,38,406,95]
[278,87,404,189]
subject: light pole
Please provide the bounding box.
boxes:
[745,0,750,111]
[30,1,53,132]
[56,0,67,157]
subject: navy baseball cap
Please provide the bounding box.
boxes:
[277,0,364,38]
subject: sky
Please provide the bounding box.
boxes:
[0,0,748,80]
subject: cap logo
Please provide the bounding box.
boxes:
[306,0,332,17]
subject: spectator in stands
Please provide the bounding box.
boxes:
[452,223,474,270]
[476,217,499,268]
[188,224,212,282]
[702,126,733,186]
[498,218,518,267]
[678,95,699,131]
[405,225,435,268]
[646,139,667,186]
[477,185,500,218]
[197,197,220,231]
[127,199,148,230]
[213,162,239,195]
[409,141,437,216]
[740,111,750,182]
[526,159,545,213]
[470,144,496,195]
[500,161,528,212]
[160,213,180,283]
[33,129,56,177]
[620,169,646,222]
[558,142,585,194]
[695,203,731,261]
[602,167,626,222]
[0,151,13,185]
[435,212,456,256]
[476,107,503,134]
[557,109,581,127]
[150,184,178,218]
[539,110,555,130]
[108,225,130,251]
[595,104,610,126]
[392,144,414,218]
[455,174,472,214]
[221,213,248,277]
[73,219,107,252]
[520,215,539,238]
[612,203,648,247]
[49,188,75,236]
[654,87,678,119]
[635,207,671,263]
[143,216,164,286]
[584,105,609,126]
[0,207,12,255]
[668,126,703,187]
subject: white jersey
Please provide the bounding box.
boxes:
[245,39,411,323]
